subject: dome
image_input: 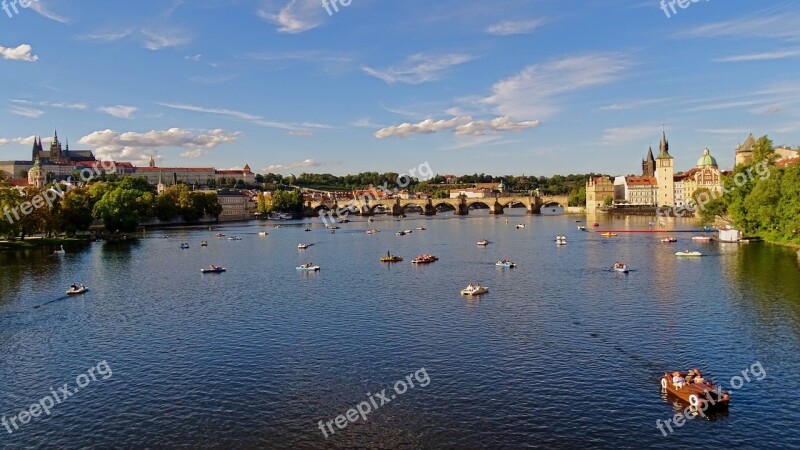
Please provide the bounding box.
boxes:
[697,148,718,167]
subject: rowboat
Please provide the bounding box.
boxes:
[477,240,489,246]
[461,283,489,296]
[676,251,703,257]
[258,231,268,236]
[661,237,677,243]
[613,263,629,273]
[201,266,226,274]
[200,240,208,247]
[297,264,320,271]
[66,286,88,295]
[411,254,438,264]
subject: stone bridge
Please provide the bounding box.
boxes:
[304,194,570,217]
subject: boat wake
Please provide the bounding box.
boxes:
[33,295,73,309]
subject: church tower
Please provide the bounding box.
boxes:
[655,130,675,207]
[28,158,46,189]
[49,130,63,162]
[642,146,656,177]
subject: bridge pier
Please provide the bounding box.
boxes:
[423,200,436,216]
[490,201,504,215]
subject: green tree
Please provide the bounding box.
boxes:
[59,187,94,235]
[93,188,144,232]
[752,135,776,165]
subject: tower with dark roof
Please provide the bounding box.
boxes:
[655,129,675,207]
[642,146,656,177]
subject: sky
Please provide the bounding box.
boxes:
[1,0,799,177]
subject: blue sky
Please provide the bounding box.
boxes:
[1,0,799,176]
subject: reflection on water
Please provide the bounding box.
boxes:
[1,213,799,448]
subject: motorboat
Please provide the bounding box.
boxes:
[396,231,406,236]
[381,254,404,262]
[180,243,190,249]
[201,266,226,274]
[613,263,629,273]
[660,370,730,410]
[577,226,587,231]
[412,254,438,264]
[66,285,88,295]
[461,283,489,296]
[676,251,703,257]
[495,260,517,268]
[54,245,66,255]
[366,229,380,235]
[601,232,617,237]
[477,240,489,246]
[296,263,320,271]
[258,231,268,236]
[214,233,226,238]
[692,236,712,242]
[403,229,413,234]
[297,243,309,249]
[661,237,677,243]
[516,224,525,229]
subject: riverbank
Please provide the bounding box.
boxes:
[0,236,93,251]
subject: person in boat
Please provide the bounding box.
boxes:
[691,369,705,384]
[672,371,686,388]
[80,284,85,289]
[70,283,78,290]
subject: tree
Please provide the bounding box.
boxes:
[752,135,776,165]
[569,186,586,207]
[93,188,145,232]
[604,195,613,207]
[59,187,94,235]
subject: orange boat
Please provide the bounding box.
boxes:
[660,371,730,410]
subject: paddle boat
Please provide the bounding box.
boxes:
[214,233,226,238]
[556,235,567,245]
[676,250,703,257]
[601,232,618,237]
[692,236,713,242]
[381,253,404,262]
[258,231,268,236]
[411,254,438,264]
[495,260,517,268]
[200,240,208,247]
[201,265,226,274]
[297,243,309,249]
[66,284,88,295]
[477,239,489,246]
[416,227,426,231]
[612,262,629,273]
[516,224,526,229]
[329,230,335,234]
[461,283,489,296]
[366,229,380,235]
[661,237,677,243]
[577,226,587,231]
[296,263,320,271]
[396,231,406,236]
[180,243,190,249]
[403,229,413,234]
[228,236,242,241]
[660,370,730,410]
[54,245,66,255]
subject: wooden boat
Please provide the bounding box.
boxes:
[660,371,730,410]
[477,239,489,246]
[661,237,677,243]
[613,263,629,273]
[66,286,88,295]
[201,266,226,274]
[601,232,617,237]
[495,260,517,268]
[381,255,403,262]
[461,283,489,296]
[676,251,702,257]
[411,254,438,264]
[296,264,320,271]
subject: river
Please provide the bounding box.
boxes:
[1,211,799,449]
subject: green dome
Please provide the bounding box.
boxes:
[697,148,718,167]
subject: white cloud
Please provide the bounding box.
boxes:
[0,44,39,62]
[142,29,191,50]
[185,54,203,62]
[0,136,36,146]
[486,19,543,36]
[98,105,138,119]
[480,53,631,119]
[258,0,324,34]
[29,1,68,23]
[288,130,313,137]
[78,28,135,42]
[713,48,800,63]
[10,106,45,118]
[78,128,239,163]
[158,102,331,131]
[363,53,474,85]
[375,115,538,139]
[12,99,88,110]
[266,158,320,171]
[181,149,205,158]
[684,12,800,40]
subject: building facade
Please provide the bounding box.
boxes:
[585,176,615,213]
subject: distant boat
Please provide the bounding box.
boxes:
[180,243,190,249]
[495,260,517,268]
[477,239,489,246]
[297,243,309,249]
[214,233,226,238]
[613,263,629,273]
[577,226,587,231]
[258,231,268,236]
[676,251,703,257]
[416,227,426,231]
[228,236,242,241]
[601,233,617,237]
[200,240,208,247]
[411,254,438,264]
[366,230,380,235]
[692,236,712,242]
[661,237,677,243]
[593,223,600,227]
[201,266,226,274]
[461,283,489,296]
[516,224,525,229]
[66,285,88,295]
[556,235,567,245]
[296,263,320,271]
[403,229,413,234]
[396,231,406,236]
[381,254,403,262]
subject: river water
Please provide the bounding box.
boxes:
[1,211,799,449]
